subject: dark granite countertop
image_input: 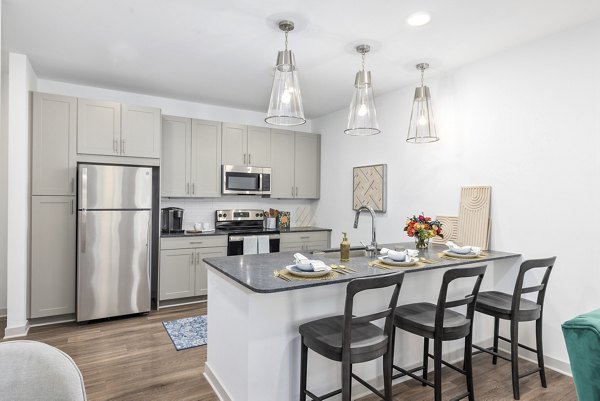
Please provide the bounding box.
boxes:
[203,242,521,294]
[161,226,331,238]
[279,227,332,233]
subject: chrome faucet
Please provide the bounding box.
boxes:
[354,205,377,256]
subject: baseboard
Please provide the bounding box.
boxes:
[498,345,572,377]
[159,296,207,309]
[3,323,29,339]
[0,308,6,317]
[204,362,233,401]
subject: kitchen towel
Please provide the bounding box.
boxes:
[243,236,258,255]
[257,236,270,254]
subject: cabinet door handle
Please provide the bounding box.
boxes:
[191,254,194,266]
[192,183,195,195]
[113,139,118,154]
[243,153,247,165]
[248,153,251,165]
[121,139,125,154]
[300,236,310,240]
[186,183,190,195]
[291,186,294,197]
[295,186,298,197]
[189,241,204,245]
[71,199,74,215]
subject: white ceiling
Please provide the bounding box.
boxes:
[4,0,600,118]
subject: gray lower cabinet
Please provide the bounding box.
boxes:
[30,196,76,318]
[160,236,227,301]
[280,231,330,252]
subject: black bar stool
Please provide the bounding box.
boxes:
[472,257,556,400]
[392,265,487,401]
[298,271,405,401]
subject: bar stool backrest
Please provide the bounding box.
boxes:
[342,272,405,354]
[512,257,556,317]
[435,265,487,337]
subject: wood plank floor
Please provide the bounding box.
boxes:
[1,306,576,401]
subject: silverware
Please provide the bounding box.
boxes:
[338,264,357,272]
[419,257,440,264]
[273,270,290,281]
[330,264,350,275]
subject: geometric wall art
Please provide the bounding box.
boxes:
[353,164,387,212]
[457,186,492,250]
[431,215,459,244]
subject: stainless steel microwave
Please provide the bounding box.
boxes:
[222,165,271,196]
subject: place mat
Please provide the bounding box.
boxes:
[277,268,340,281]
[369,260,426,270]
[437,252,487,261]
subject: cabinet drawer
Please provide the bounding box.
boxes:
[280,231,329,245]
[161,235,227,250]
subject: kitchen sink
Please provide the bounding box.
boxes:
[311,248,372,259]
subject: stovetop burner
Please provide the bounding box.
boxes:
[215,209,279,235]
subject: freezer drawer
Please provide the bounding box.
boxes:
[77,209,151,321]
[78,164,152,210]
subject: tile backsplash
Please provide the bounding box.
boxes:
[161,197,317,230]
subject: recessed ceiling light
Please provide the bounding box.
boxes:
[406,12,431,27]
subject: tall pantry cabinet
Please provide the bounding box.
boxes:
[30,92,77,318]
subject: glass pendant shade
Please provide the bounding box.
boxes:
[265,50,305,126]
[266,21,306,126]
[407,63,439,143]
[345,71,380,135]
[345,45,380,136]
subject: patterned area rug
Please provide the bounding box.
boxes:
[162,315,207,351]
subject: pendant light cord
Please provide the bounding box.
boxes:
[284,31,288,51]
[361,52,366,71]
[421,68,425,87]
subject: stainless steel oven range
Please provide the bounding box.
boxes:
[215,209,280,256]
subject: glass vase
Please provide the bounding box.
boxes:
[415,236,429,249]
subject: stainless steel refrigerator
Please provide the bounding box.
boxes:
[77,164,152,321]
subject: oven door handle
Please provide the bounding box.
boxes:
[229,236,244,242]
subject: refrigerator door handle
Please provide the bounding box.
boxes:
[81,167,88,210]
[80,211,87,253]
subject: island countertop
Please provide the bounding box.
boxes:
[203,242,520,294]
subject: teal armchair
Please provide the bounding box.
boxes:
[562,309,600,401]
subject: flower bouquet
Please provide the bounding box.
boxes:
[404,213,443,249]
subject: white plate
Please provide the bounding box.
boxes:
[443,250,480,259]
[378,256,418,267]
[285,265,332,278]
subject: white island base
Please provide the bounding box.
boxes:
[204,259,516,401]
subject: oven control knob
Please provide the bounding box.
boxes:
[255,213,259,217]
[223,213,227,218]
[260,213,263,217]
[218,214,222,218]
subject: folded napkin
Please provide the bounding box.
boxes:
[380,248,419,261]
[446,241,482,255]
[293,253,329,271]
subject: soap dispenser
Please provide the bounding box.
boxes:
[340,232,350,262]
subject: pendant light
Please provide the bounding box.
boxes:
[345,44,380,136]
[265,20,306,126]
[406,63,439,143]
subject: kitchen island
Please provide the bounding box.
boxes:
[203,243,520,401]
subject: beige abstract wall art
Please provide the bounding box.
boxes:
[457,186,492,249]
[431,215,459,244]
[353,164,387,212]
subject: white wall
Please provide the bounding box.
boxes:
[313,19,600,371]
[36,79,313,133]
[0,0,5,316]
[5,53,37,337]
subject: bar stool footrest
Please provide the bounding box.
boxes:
[304,388,341,401]
[352,373,385,399]
[518,367,542,379]
[496,335,539,354]
[426,353,467,375]
[472,344,511,362]
[392,364,433,387]
[448,390,471,401]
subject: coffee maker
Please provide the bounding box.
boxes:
[161,207,184,233]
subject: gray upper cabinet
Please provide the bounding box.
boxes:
[270,129,320,199]
[161,116,221,198]
[32,92,77,196]
[191,119,222,197]
[77,99,121,156]
[222,123,270,166]
[121,104,161,158]
[247,126,270,167]
[270,129,296,198]
[161,116,191,197]
[78,98,160,159]
[294,133,320,199]
[221,123,247,165]
[30,196,76,318]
